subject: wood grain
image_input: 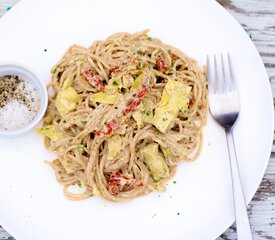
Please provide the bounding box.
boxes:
[0,0,274,239]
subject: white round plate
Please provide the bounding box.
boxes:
[0,0,273,240]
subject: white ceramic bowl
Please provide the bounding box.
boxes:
[0,63,48,136]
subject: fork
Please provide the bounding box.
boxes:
[207,53,253,240]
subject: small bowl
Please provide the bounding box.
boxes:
[0,63,48,137]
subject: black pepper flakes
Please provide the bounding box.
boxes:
[0,75,30,109]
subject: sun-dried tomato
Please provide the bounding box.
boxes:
[109,65,123,76]
[82,69,104,91]
[95,119,119,136]
[156,58,169,73]
[107,172,143,195]
[122,99,141,116]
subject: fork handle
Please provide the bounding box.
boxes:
[226,129,253,240]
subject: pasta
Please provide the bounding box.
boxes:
[37,30,207,202]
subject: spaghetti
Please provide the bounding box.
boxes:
[37,30,207,202]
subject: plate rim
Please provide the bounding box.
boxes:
[0,0,274,240]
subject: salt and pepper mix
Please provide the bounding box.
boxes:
[0,75,41,131]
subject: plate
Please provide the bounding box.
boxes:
[0,0,273,240]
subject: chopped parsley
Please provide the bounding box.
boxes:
[167,72,174,76]
[138,63,144,69]
[180,108,188,113]
[163,117,168,121]
[133,75,137,80]
[77,182,81,187]
[112,80,118,86]
[147,36,153,41]
[134,48,138,54]
[77,144,84,150]
[51,67,57,74]
[144,110,151,116]
[148,63,152,70]
[173,180,177,184]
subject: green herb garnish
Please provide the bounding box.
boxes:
[148,63,152,70]
[180,108,188,113]
[163,117,168,121]
[138,63,144,69]
[147,36,152,41]
[134,48,138,54]
[173,180,177,184]
[112,80,118,86]
[51,66,57,74]
[145,110,151,116]
[77,144,84,150]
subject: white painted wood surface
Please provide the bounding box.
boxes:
[0,0,274,239]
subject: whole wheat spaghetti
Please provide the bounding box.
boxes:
[37,30,207,202]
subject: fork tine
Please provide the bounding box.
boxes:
[221,53,228,92]
[207,54,214,94]
[214,54,220,93]
[227,53,235,90]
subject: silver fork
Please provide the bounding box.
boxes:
[207,53,253,240]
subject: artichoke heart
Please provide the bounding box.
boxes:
[141,143,169,182]
[36,125,63,141]
[62,73,75,90]
[90,92,122,104]
[152,79,191,133]
[107,135,122,160]
[55,87,81,116]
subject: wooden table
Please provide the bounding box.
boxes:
[0,0,274,239]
